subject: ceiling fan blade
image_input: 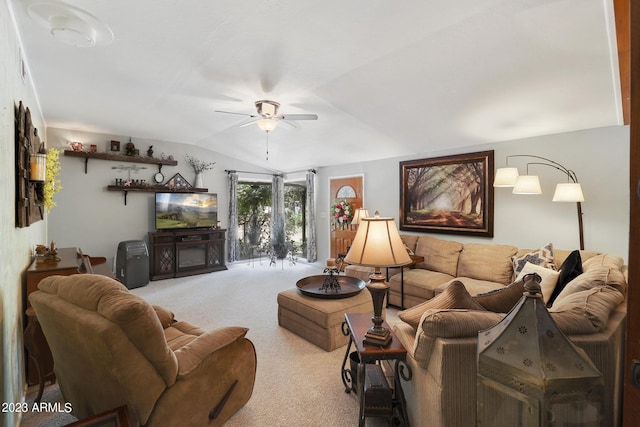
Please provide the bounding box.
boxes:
[239,119,259,128]
[214,110,256,118]
[277,114,318,121]
[279,120,299,129]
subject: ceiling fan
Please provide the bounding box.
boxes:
[215,100,318,132]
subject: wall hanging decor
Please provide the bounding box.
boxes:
[399,150,494,236]
[15,100,45,227]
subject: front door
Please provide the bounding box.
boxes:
[329,176,363,258]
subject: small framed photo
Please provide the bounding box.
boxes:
[110,140,120,152]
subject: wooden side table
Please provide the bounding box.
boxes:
[65,405,131,426]
[341,312,412,426]
[399,255,424,309]
[24,307,55,404]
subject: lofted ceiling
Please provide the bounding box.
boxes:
[9,0,623,173]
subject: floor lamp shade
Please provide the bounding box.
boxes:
[553,183,585,202]
[513,175,542,194]
[493,167,519,187]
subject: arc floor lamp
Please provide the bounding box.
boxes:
[494,155,585,250]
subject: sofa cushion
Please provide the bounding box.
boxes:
[473,280,525,313]
[512,243,556,276]
[420,309,505,339]
[547,250,582,307]
[582,254,627,294]
[583,253,625,271]
[549,286,624,331]
[413,236,463,276]
[553,267,610,304]
[401,234,419,254]
[398,281,485,329]
[409,309,505,369]
[436,277,505,297]
[514,262,560,304]
[457,243,518,284]
[553,249,600,268]
[389,269,455,301]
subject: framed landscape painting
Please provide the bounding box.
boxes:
[399,150,494,237]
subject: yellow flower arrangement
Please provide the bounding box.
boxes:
[43,148,62,213]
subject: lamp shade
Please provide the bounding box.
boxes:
[256,118,278,132]
[552,183,585,202]
[513,175,542,195]
[344,213,411,267]
[351,208,370,225]
[493,167,519,187]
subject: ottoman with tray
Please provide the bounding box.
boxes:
[277,275,373,351]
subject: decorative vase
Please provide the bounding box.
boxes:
[194,173,203,188]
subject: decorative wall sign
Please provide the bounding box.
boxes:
[15,100,44,228]
[399,150,494,237]
[165,173,193,190]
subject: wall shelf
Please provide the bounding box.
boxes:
[64,149,178,173]
[107,185,208,205]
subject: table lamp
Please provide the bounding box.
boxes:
[344,211,411,345]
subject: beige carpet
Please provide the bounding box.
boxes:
[22,260,402,426]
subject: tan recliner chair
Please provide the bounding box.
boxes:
[29,274,256,427]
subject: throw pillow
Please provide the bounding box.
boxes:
[398,280,485,329]
[512,243,556,277]
[473,280,525,313]
[552,267,610,305]
[515,262,560,304]
[420,309,505,338]
[546,250,582,308]
[549,286,624,331]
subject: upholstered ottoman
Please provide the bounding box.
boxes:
[277,288,373,351]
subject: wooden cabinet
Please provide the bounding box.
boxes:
[149,229,227,280]
[26,248,83,309]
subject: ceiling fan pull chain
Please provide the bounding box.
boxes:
[266,132,269,161]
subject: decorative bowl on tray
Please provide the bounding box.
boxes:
[296,275,366,299]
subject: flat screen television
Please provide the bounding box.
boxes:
[155,192,218,230]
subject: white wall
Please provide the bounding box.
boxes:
[316,125,630,262]
[45,128,274,266]
[1,2,47,425]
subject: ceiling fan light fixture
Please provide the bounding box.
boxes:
[255,100,279,117]
[257,118,278,132]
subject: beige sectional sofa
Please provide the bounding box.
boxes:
[345,234,627,427]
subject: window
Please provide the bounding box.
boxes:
[236,181,307,260]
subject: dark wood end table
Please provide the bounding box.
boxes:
[399,255,424,309]
[341,312,412,426]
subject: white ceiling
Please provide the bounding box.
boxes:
[9,0,623,173]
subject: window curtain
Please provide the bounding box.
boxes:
[271,174,285,256]
[227,171,239,262]
[306,170,317,262]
